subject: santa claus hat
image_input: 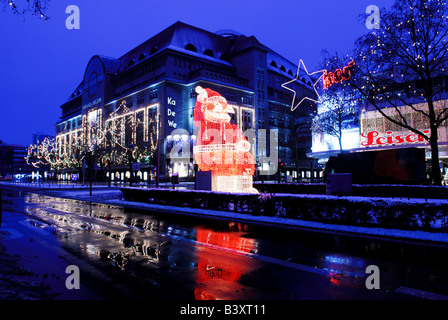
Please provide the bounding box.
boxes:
[195,86,226,106]
[194,86,227,121]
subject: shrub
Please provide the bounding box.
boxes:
[120,188,448,232]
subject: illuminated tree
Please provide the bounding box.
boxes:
[345,0,448,185]
[26,136,60,179]
[313,58,359,153]
[26,101,159,183]
[1,0,50,20]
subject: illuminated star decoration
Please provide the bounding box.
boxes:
[281,59,326,112]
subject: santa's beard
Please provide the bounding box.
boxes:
[203,110,231,123]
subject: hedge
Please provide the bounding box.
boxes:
[120,187,448,232]
[254,182,448,199]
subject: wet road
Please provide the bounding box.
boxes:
[1,189,448,300]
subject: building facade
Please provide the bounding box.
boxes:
[0,142,30,180]
[55,22,317,183]
[310,94,448,183]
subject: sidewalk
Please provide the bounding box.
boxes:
[0,185,122,300]
[0,241,55,300]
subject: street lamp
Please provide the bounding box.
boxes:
[128,144,134,187]
[156,113,161,188]
[104,150,112,187]
[0,189,3,227]
[84,150,93,196]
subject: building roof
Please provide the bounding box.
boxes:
[97,55,121,75]
[116,21,235,71]
[67,81,84,101]
[267,51,316,88]
[65,21,311,102]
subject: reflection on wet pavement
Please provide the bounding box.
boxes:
[1,191,447,300]
[19,193,266,299]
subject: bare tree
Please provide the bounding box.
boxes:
[1,0,50,19]
[312,63,358,153]
[344,0,448,185]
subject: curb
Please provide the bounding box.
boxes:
[104,198,448,246]
[2,185,448,246]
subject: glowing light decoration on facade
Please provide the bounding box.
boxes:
[27,100,159,176]
[193,86,257,193]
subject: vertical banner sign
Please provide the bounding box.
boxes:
[167,97,177,129]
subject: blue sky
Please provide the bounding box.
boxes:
[0,0,394,146]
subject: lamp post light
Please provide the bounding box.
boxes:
[0,189,3,228]
[156,113,161,188]
[82,147,86,186]
[128,144,134,187]
[84,150,93,196]
[106,155,111,188]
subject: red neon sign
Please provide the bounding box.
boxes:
[361,130,430,147]
[323,61,355,89]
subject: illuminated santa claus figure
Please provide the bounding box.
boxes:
[193,86,258,193]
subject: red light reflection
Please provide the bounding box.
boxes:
[196,227,256,254]
[194,227,258,300]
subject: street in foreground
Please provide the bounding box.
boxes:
[1,188,448,304]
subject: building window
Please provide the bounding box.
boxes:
[148,88,158,100]
[242,110,253,131]
[185,44,197,52]
[219,54,230,62]
[203,49,214,57]
[105,104,115,118]
[135,111,145,145]
[190,87,197,99]
[88,72,97,96]
[126,97,134,109]
[137,93,145,106]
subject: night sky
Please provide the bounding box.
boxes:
[0,0,394,146]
